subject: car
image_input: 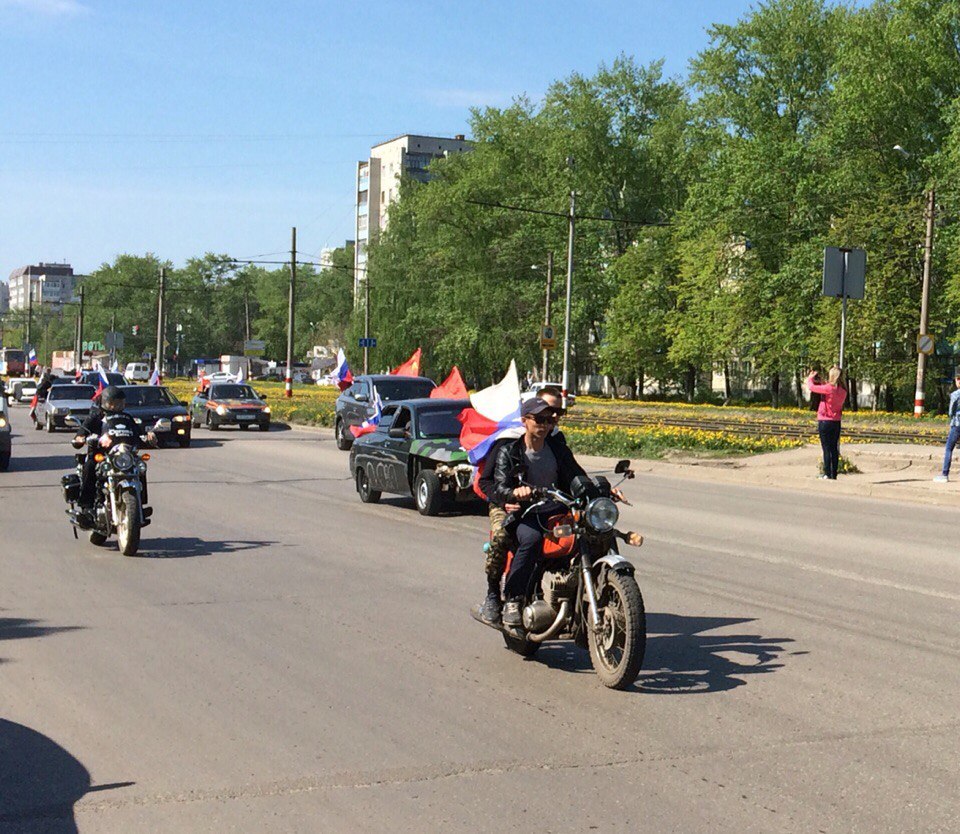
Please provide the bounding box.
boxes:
[123,362,151,383]
[335,374,437,450]
[523,381,576,407]
[0,392,10,470]
[348,398,477,515]
[35,383,96,432]
[191,382,270,431]
[118,384,192,448]
[78,370,126,389]
[6,376,38,405]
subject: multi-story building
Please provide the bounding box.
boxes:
[8,263,76,310]
[0,281,8,314]
[320,240,355,270]
[354,134,471,300]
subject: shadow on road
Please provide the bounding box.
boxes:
[0,718,134,832]
[134,537,278,558]
[0,617,84,665]
[534,612,794,694]
[9,454,75,473]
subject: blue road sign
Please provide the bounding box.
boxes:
[358,337,377,348]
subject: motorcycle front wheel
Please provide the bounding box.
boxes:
[587,571,646,690]
[117,492,141,557]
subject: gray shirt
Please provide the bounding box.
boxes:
[525,443,558,489]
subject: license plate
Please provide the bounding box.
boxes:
[238,414,254,420]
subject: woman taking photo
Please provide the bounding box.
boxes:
[807,367,847,480]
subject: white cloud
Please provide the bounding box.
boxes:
[0,0,89,17]
[421,88,517,109]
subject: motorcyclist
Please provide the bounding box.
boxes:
[492,396,589,629]
[71,385,156,525]
[474,386,568,626]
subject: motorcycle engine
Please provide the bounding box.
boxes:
[542,568,578,609]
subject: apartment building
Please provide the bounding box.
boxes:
[8,263,76,310]
[354,134,472,299]
[0,281,8,314]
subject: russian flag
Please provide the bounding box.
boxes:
[93,363,110,398]
[149,368,161,386]
[457,360,523,465]
[28,348,37,366]
[349,391,383,438]
[327,349,353,392]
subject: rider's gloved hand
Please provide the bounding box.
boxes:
[513,486,533,501]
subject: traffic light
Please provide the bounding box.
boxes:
[132,325,140,335]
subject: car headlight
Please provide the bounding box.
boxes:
[133,417,143,424]
[50,406,64,415]
[585,497,619,533]
[0,416,7,429]
[113,451,135,471]
[263,406,271,414]
[173,414,189,422]
[216,405,227,416]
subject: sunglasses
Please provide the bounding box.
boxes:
[527,412,559,425]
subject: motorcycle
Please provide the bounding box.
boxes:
[476,459,646,690]
[61,415,169,556]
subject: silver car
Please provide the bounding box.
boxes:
[36,384,97,432]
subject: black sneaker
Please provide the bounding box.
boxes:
[477,591,502,625]
[502,600,522,628]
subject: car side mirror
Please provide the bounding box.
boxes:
[388,426,405,439]
[355,393,369,402]
[258,392,267,399]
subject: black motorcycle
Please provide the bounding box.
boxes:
[61,416,169,556]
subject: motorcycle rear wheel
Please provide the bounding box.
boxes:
[117,492,141,557]
[587,571,646,690]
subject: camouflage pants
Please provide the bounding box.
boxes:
[486,504,511,582]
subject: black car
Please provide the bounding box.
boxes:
[79,370,127,388]
[117,385,192,447]
[348,398,477,515]
[335,374,436,450]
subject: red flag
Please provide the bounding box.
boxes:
[430,366,468,399]
[391,348,422,377]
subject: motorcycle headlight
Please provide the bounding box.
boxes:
[113,451,135,471]
[216,405,227,416]
[585,497,619,533]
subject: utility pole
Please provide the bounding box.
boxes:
[285,226,296,398]
[110,311,116,368]
[26,277,33,349]
[156,267,166,380]
[244,289,251,342]
[542,251,553,381]
[363,269,371,374]
[74,285,85,371]
[561,181,576,408]
[914,187,936,417]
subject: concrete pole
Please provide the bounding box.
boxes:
[285,227,296,398]
[155,268,166,380]
[914,187,935,417]
[363,268,370,375]
[542,251,553,381]
[561,190,575,408]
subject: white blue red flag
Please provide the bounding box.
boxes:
[327,349,353,391]
[28,348,37,366]
[457,360,523,465]
[149,368,161,386]
[235,366,245,384]
[349,391,383,438]
[94,363,110,398]
[110,359,119,372]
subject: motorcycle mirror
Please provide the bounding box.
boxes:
[614,459,632,474]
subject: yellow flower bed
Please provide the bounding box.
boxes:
[564,423,806,458]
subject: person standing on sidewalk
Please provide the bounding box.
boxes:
[933,371,960,483]
[807,367,847,480]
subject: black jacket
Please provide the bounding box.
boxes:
[490,431,586,508]
[478,430,573,502]
[77,411,149,446]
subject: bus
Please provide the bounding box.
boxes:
[0,348,27,376]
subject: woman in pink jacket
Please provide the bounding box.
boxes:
[807,367,847,479]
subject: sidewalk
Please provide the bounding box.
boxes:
[580,442,960,508]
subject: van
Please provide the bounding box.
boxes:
[123,362,151,383]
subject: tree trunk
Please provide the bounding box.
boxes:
[685,364,696,403]
[771,372,781,408]
[637,366,644,401]
[848,376,858,412]
[884,383,894,412]
[722,360,732,404]
[794,369,803,407]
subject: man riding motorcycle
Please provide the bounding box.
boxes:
[491,396,590,629]
[72,385,156,526]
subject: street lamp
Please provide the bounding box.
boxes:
[893,144,936,417]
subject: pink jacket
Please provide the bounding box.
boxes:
[807,373,846,421]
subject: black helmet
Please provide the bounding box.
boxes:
[100,385,126,413]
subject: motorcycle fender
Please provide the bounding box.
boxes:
[592,552,635,579]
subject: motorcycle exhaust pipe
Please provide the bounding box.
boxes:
[526,600,570,644]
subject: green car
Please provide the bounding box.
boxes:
[348,398,478,515]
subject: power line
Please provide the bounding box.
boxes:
[465,198,671,226]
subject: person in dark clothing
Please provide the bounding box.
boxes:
[72,386,156,520]
[492,397,588,628]
[30,369,53,424]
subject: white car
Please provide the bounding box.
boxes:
[123,362,151,383]
[522,381,576,407]
[6,376,38,404]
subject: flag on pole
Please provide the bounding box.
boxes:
[27,348,37,366]
[93,363,110,398]
[391,348,422,377]
[326,348,353,391]
[457,361,522,465]
[148,368,161,386]
[110,359,119,373]
[235,365,245,384]
[430,366,468,399]
[349,391,383,438]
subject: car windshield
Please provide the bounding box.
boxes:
[122,387,177,407]
[373,379,435,401]
[210,384,257,400]
[417,406,464,439]
[49,385,95,400]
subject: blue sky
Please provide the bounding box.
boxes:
[0,0,762,275]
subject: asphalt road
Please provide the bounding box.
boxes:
[1,405,958,833]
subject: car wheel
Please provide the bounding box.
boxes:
[178,438,191,448]
[239,423,249,431]
[207,412,220,431]
[0,451,10,471]
[191,411,201,428]
[33,415,42,431]
[356,467,381,503]
[45,413,55,433]
[414,469,443,516]
[335,417,352,450]
[259,422,270,432]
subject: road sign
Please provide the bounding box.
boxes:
[917,333,935,356]
[358,337,377,348]
[822,247,866,299]
[539,325,557,351]
[104,331,124,350]
[244,339,266,357]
